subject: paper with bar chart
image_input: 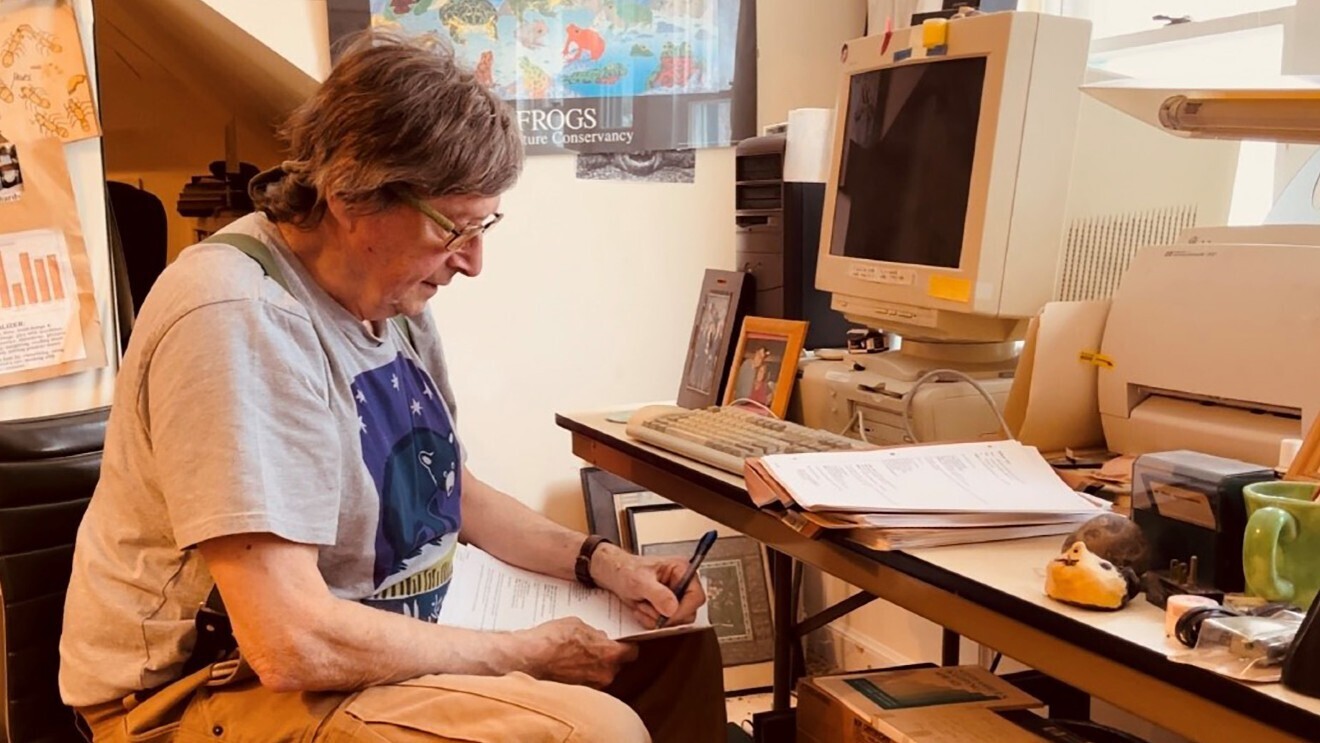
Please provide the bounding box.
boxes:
[0,228,86,376]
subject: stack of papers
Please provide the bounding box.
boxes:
[746,440,1107,550]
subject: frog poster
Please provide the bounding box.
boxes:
[370,0,754,154]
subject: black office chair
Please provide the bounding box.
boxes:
[105,181,168,317]
[0,407,109,743]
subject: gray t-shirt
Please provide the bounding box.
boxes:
[59,213,465,707]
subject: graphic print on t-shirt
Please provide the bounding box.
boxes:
[353,353,462,621]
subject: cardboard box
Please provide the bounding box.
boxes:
[797,666,1044,743]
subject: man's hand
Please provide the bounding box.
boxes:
[590,543,707,629]
[517,617,639,688]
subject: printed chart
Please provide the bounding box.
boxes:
[0,228,85,376]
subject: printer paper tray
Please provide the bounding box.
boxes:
[1103,395,1298,467]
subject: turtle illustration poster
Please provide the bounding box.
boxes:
[370,0,755,154]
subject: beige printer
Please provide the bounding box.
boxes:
[1084,77,1320,466]
[1098,231,1320,466]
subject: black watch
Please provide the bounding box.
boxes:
[575,535,611,589]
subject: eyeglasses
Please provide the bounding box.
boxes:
[400,192,503,252]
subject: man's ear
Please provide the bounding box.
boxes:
[324,193,358,233]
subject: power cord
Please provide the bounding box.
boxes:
[902,368,1013,444]
[727,397,779,418]
[836,408,871,444]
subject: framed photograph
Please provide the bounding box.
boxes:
[677,269,751,409]
[722,316,810,417]
[629,504,775,669]
[576,149,696,184]
[579,467,672,552]
[0,142,23,203]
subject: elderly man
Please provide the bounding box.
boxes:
[60,31,725,742]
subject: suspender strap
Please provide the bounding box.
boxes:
[204,232,285,285]
[201,232,416,348]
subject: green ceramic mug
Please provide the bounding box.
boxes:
[1243,481,1320,609]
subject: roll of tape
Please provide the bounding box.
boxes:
[1165,595,1219,637]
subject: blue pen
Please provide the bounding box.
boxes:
[656,529,718,629]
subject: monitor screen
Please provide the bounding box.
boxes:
[829,56,987,269]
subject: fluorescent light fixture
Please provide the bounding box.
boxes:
[1160,95,1320,143]
[1085,76,1320,144]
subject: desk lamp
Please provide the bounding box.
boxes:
[1085,75,1320,698]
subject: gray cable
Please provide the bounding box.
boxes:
[901,368,1014,444]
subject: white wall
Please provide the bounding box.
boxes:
[433,152,735,527]
[758,0,868,125]
[199,0,330,79]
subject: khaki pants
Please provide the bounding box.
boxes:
[79,629,726,743]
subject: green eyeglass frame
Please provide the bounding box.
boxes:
[400,192,503,252]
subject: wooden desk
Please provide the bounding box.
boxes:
[557,410,1320,743]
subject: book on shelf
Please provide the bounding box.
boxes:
[797,665,1045,743]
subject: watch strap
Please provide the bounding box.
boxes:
[575,535,610,589]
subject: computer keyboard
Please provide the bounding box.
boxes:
[625,404,877,475]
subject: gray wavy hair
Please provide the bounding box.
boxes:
[252,30,523,226]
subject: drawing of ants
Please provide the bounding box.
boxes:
[32,111,67,138]
[1,24,60,68]
[0,78,12,104]
[19,85,50,110]
[2,28,25,68]
[25,25,62,56]
[65,96,92,132]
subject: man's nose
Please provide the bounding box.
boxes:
[448,237,483,278]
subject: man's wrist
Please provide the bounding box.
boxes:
[575,535,613,589]
[587,541,625,592]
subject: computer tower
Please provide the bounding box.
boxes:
[735,135,852,350]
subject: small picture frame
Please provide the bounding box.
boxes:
[628,504,774,669]
[722,316,810,417]
[677,269,751,409]
[0,141,23,203]
[579,467,673,552]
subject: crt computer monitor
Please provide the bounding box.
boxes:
[815,12,1092,344]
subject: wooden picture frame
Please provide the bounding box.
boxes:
[1287,415,1320,484]
[628,504,775,671]
[721,316,809,417]
[579,467,672,551]
[677,270,751,409]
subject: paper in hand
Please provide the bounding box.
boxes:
[438,544,709,641]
